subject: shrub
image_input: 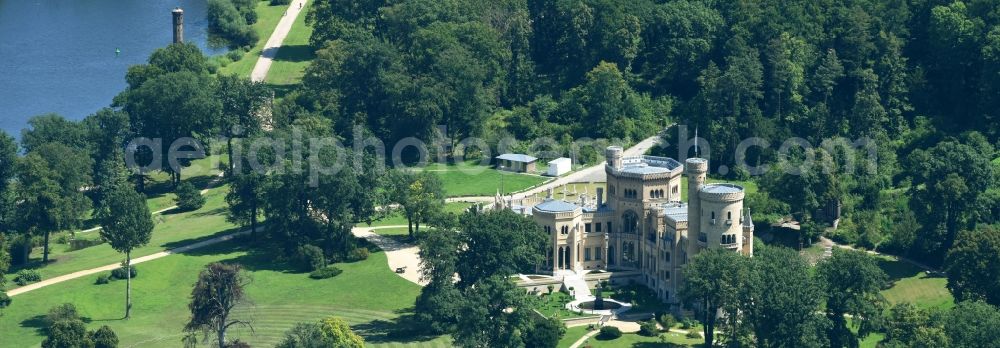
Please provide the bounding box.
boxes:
[207,0,259,48]
[346,247,369,262]
[657,313,676,329]
[110,265,137,280]
[9,234,32,266]
[225,340,251,348]
[686,329,701,339]
[639,320,658,337]
[270,0,292,5]
[309,266,343,279]
[45,303,80,328]
[42,318,91,348]
[0,291,11,308]
[225,49,244,62]
[294,245,326,272]
[95,274,110,285]
[598,326,622,339]
[175,182,205,211]
[14,269,42,286]
[680,316,696,329]
[90,325,119,348]
[55,234,69,244]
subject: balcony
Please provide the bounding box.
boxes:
[721,243,739,250]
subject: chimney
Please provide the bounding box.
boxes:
[172,8,184,43]
[597,187,604,208]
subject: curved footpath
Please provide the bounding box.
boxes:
[250,0,309,82]
[8,227,258,297]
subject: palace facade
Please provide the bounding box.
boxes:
[511,146,754,305]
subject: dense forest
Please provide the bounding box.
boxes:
[274,0,1000,266]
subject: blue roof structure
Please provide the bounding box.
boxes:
[534,199,580,213]
[701,183,744,194]
[496,153,538,163]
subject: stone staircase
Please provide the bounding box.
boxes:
[562,271,592,300]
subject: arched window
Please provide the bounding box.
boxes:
[727,211,732,220]
[711,211,715,219]
[623,210,639,234]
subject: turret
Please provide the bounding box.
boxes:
[606,146,623,171]
[685,158,708,258]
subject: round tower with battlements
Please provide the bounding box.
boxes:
[606,146,623,170]
[685,158,708,259]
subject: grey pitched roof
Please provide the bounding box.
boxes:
[496,153,538,163]
[534,199,579,213]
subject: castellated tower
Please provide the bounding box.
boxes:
[685,158,707,260]
[606,146,623,170]
[698,183,747,254]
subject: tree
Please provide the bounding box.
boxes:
[20,113,90,154]
[944,225,1000,306]
[175,182,206,212]
[816,249,888,347]
[0,233,9,288]
[319,316,364,348]
[745,245,829,347]
[880,302,929,347]
[90,325,119,348]
[390,171,445,240]
[275,322,327,348]
[906,136,994,261]
[226,145,266,240]
[123,70,220,186]
[217,75,270,172]
[99,183,154,319]
[42,318,92,348]
[454,275,534,348]
[414,228,464,332]
[17,143,93,263]
[0,131,15,233]
[679,248,749,347]
[185,262,252,348]
[523,316,565,348]
[455,209,546,288]
[944,300,1000,348]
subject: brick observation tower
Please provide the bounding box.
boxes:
[172,7,184,43]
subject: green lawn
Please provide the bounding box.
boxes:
[877,256,954,311]
[528,291,592,319]
[217,0,291,78]
[6,185,236,285]
[559,327,703,348]
[357,202,474,228]
[141,154,226,213]
[557,326,592,348]
[0,240,452,347]
[264,0,315,87]
[436,168,548,197]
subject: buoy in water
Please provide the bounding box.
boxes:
[115,48,121,56]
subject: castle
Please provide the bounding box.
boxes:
[508,146,753,306]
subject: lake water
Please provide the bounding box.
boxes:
[0,0,225,138]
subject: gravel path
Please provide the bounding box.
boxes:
[250,0,308,82]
